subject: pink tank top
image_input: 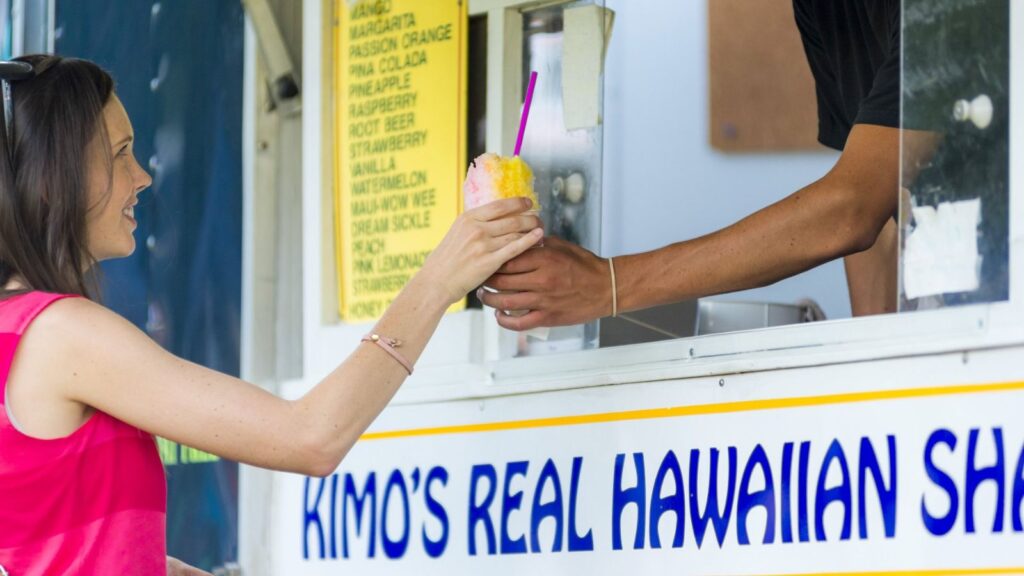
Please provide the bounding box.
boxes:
[0,291,167,575]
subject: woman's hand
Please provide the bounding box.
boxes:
[421,197,543,304]
[167,556,213,576]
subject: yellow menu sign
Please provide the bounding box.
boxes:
[334,0,467,322]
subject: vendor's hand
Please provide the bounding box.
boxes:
[479,236,610,330]
[421,197,544,304]
[167,557,213,576]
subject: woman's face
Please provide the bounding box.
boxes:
[84,95,152,261]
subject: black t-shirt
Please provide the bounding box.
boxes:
[793,0,900,150]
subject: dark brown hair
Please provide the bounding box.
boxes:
[0,54,114,299]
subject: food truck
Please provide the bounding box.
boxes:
[17,0,1022,573]
[227,0,1024,573]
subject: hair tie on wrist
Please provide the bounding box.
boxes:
[608,257,618,318]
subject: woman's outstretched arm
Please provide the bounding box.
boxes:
[14,198,541,476]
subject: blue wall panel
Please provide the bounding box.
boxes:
[55,1,244,569]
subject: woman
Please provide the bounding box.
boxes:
[0,55,542,575]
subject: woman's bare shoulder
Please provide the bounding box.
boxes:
[24,296,153,367]
[7,297,148,436]
[33,296,140,336]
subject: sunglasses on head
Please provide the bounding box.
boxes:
[0,60,35,167]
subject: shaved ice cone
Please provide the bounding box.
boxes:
[463,153,539,211]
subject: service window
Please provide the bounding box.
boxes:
[474,0,852,359]
[469,0,1013,363]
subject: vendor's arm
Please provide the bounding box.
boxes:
[483,124,899,329]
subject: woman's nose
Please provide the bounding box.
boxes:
[135,158,154,191]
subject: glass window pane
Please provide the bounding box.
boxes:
[900,0,1010,309]
[514,0,606,356]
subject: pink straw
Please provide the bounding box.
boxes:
[513,71,538,157]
